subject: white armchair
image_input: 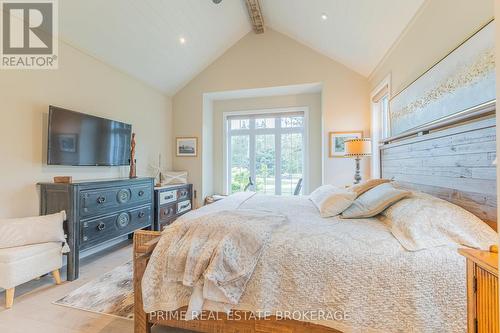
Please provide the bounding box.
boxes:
[0,211,68,308]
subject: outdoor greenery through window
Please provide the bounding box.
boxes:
[227,111,305,195]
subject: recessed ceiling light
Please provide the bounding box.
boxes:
[179,37,186,45]
[321,13,328,21]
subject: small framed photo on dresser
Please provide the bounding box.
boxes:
[329,131,362,157]
[176,137,198,157]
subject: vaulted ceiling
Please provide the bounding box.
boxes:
[60,0,424,95]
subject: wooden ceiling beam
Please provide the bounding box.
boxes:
[245,0,265,34]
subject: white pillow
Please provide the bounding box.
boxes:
[0,211,67,249]
[381,192,498,251]
[309,185,356,217]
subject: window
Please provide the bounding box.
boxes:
[225,110,306,195]
[370,76,391,178]
[380,95,390,139]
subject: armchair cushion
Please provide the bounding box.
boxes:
[0,242,63,289]
[0,211,66,249]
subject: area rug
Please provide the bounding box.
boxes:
[54,261,134,320]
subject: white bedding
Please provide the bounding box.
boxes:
[142,192,487,333]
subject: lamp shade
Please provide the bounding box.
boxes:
[344,138,372,157]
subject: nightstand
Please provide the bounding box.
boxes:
[153,184,193,231]
[458,247,499,333]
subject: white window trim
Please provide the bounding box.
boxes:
[222,106,309,195]
[370,74,391,179]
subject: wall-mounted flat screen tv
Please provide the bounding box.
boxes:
[47,106,132,166]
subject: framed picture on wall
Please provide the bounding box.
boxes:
[176,137,198,157]
[329,131,362,157]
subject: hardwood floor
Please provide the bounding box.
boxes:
[0,240,192,333]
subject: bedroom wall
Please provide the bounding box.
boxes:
[172,29,370,205]
[369,0,495,95]
[212,93,322,195]
[0,41,173,218]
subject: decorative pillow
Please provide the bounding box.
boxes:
[349,178,391,198]
[309,185,356,217]
[341,183,410,219]
[0,211,67,250]
[381,192,498,251]
[162,171,188,185]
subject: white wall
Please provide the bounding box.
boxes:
[0,41,172,218]
[173,29,370,205]
[369,0,494,94]
[212,93,322,195]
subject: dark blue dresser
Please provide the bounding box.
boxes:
[39,177,154,280]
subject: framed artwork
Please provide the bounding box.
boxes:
[389,21,494,136]
[176,137,197,157]
[329,131,362,157]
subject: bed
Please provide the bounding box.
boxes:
[133,108,497,333]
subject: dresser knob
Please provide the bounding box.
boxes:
[138,212,145,218]
[97,196,106,204]
[97,222,106,231]
[138,190,144,196]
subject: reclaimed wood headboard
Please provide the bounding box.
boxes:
[380,103,497,230]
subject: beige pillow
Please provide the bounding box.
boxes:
[310,185,356,217]
[342,183,410,219]
[349,178,391,198]
[0,211,67,249]
[382,192,498,251]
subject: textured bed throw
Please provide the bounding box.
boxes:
[142,193,480,332]
[142,207,287,318]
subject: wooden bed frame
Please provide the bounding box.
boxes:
[133,106,496,333]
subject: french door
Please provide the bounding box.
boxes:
[226,110,306,195]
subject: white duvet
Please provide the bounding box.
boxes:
[142,192,490,333]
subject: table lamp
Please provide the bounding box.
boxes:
[344,138,372,184]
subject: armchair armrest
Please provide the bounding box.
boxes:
[133,230,161,256]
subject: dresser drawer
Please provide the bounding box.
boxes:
[81,205,151,249]
[79,184,151,217]
[158,203,177,222]
[177,200,191,214]
[159,190,177,205]
[177,186,191,201]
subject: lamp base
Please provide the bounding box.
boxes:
[353,157,362,184]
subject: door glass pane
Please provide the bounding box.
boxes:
[231,119,250,130]
[255,134,275,194]
[281,133,303,195]
[231,135,250,193]
[255,118,275,129]
[281,116,303,128]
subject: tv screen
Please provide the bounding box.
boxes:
[47,106,132,166]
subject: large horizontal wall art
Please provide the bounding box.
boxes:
[389,21,495,136]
